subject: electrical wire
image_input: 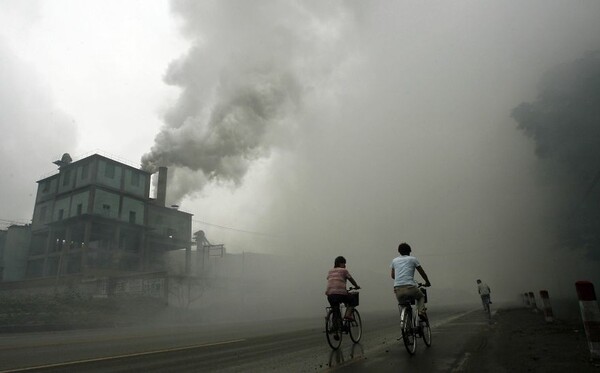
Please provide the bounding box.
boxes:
[192,218,281,238]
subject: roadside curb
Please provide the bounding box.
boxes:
[465,307,599,372]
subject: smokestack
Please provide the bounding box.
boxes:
[157,167,167,207]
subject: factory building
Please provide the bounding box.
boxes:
[18,152,192,281]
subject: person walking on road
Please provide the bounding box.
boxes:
[390,243,431,318]
[477,279,492,310]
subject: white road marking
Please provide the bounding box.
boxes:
[452,352,472,372]
[0,338,246,372]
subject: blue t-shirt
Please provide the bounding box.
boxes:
[390,255,420,287]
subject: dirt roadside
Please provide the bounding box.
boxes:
[463,306,600,372]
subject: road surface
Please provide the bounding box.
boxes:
[0,305,494,372]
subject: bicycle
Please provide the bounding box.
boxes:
[397,283,431,355]
[325,288,362,350]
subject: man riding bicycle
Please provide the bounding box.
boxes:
[391,243,431,319]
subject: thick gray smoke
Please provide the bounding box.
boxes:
[141,1,353,203]
[140,1,600,310]
[511,51,600,259]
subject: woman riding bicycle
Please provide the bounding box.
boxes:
[325,256,360,322]
[390,243,431,319]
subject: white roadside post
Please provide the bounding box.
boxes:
[528,291,538,313]
[575,281,600,361]
[539,290,554,323]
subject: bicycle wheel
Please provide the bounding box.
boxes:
[326,309,342,350]
[349,309,362,343]
[400,307,417,355]
[420,316,432,347]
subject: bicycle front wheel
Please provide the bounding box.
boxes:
[421,317,432,347]
[349,309,362,343]
[400,308,417,355]
[326,309,342,350]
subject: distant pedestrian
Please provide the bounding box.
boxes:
[477,279,491,310]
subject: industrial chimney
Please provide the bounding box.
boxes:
[156,166,167,207]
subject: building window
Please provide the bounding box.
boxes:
[102,204,111,217]
[131,172,140,187]
[77,204,83,215]
[42,181,50,192]
[129,211,136,224]
[58,209,64,220]
[62,170,71,186]
[39,206,47,222]
[105,163,115,179]
[81,164,89,180]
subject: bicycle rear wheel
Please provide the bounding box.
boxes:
[401,307,417,355]
[326,309,342,350]
[349,309,362,343]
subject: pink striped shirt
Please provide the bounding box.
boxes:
[326,267,353,295]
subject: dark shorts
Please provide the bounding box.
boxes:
[328,294,351,308]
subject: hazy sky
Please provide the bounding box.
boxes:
[1,1,599,302]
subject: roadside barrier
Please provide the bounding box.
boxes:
[528,291,538,312]
[539,290,554,323]
[575,281,600,360]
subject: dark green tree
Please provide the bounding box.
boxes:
[511,51,600,259]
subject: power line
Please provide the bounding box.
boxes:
[0,213,278,239]
[192,218,281,238]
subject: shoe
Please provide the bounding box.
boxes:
[418,312,428,321]
[489,301,492,304]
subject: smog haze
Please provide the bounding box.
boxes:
[1,1,600,316]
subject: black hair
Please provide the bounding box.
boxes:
[334,256,346,267]
[398,242,412,255]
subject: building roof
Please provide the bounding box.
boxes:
[37,152,151,183]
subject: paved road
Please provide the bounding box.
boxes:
[332,308,495,372]
[0,305,493,372]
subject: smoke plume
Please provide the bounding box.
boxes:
[141,1,354,203]
[511,51,600,259]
